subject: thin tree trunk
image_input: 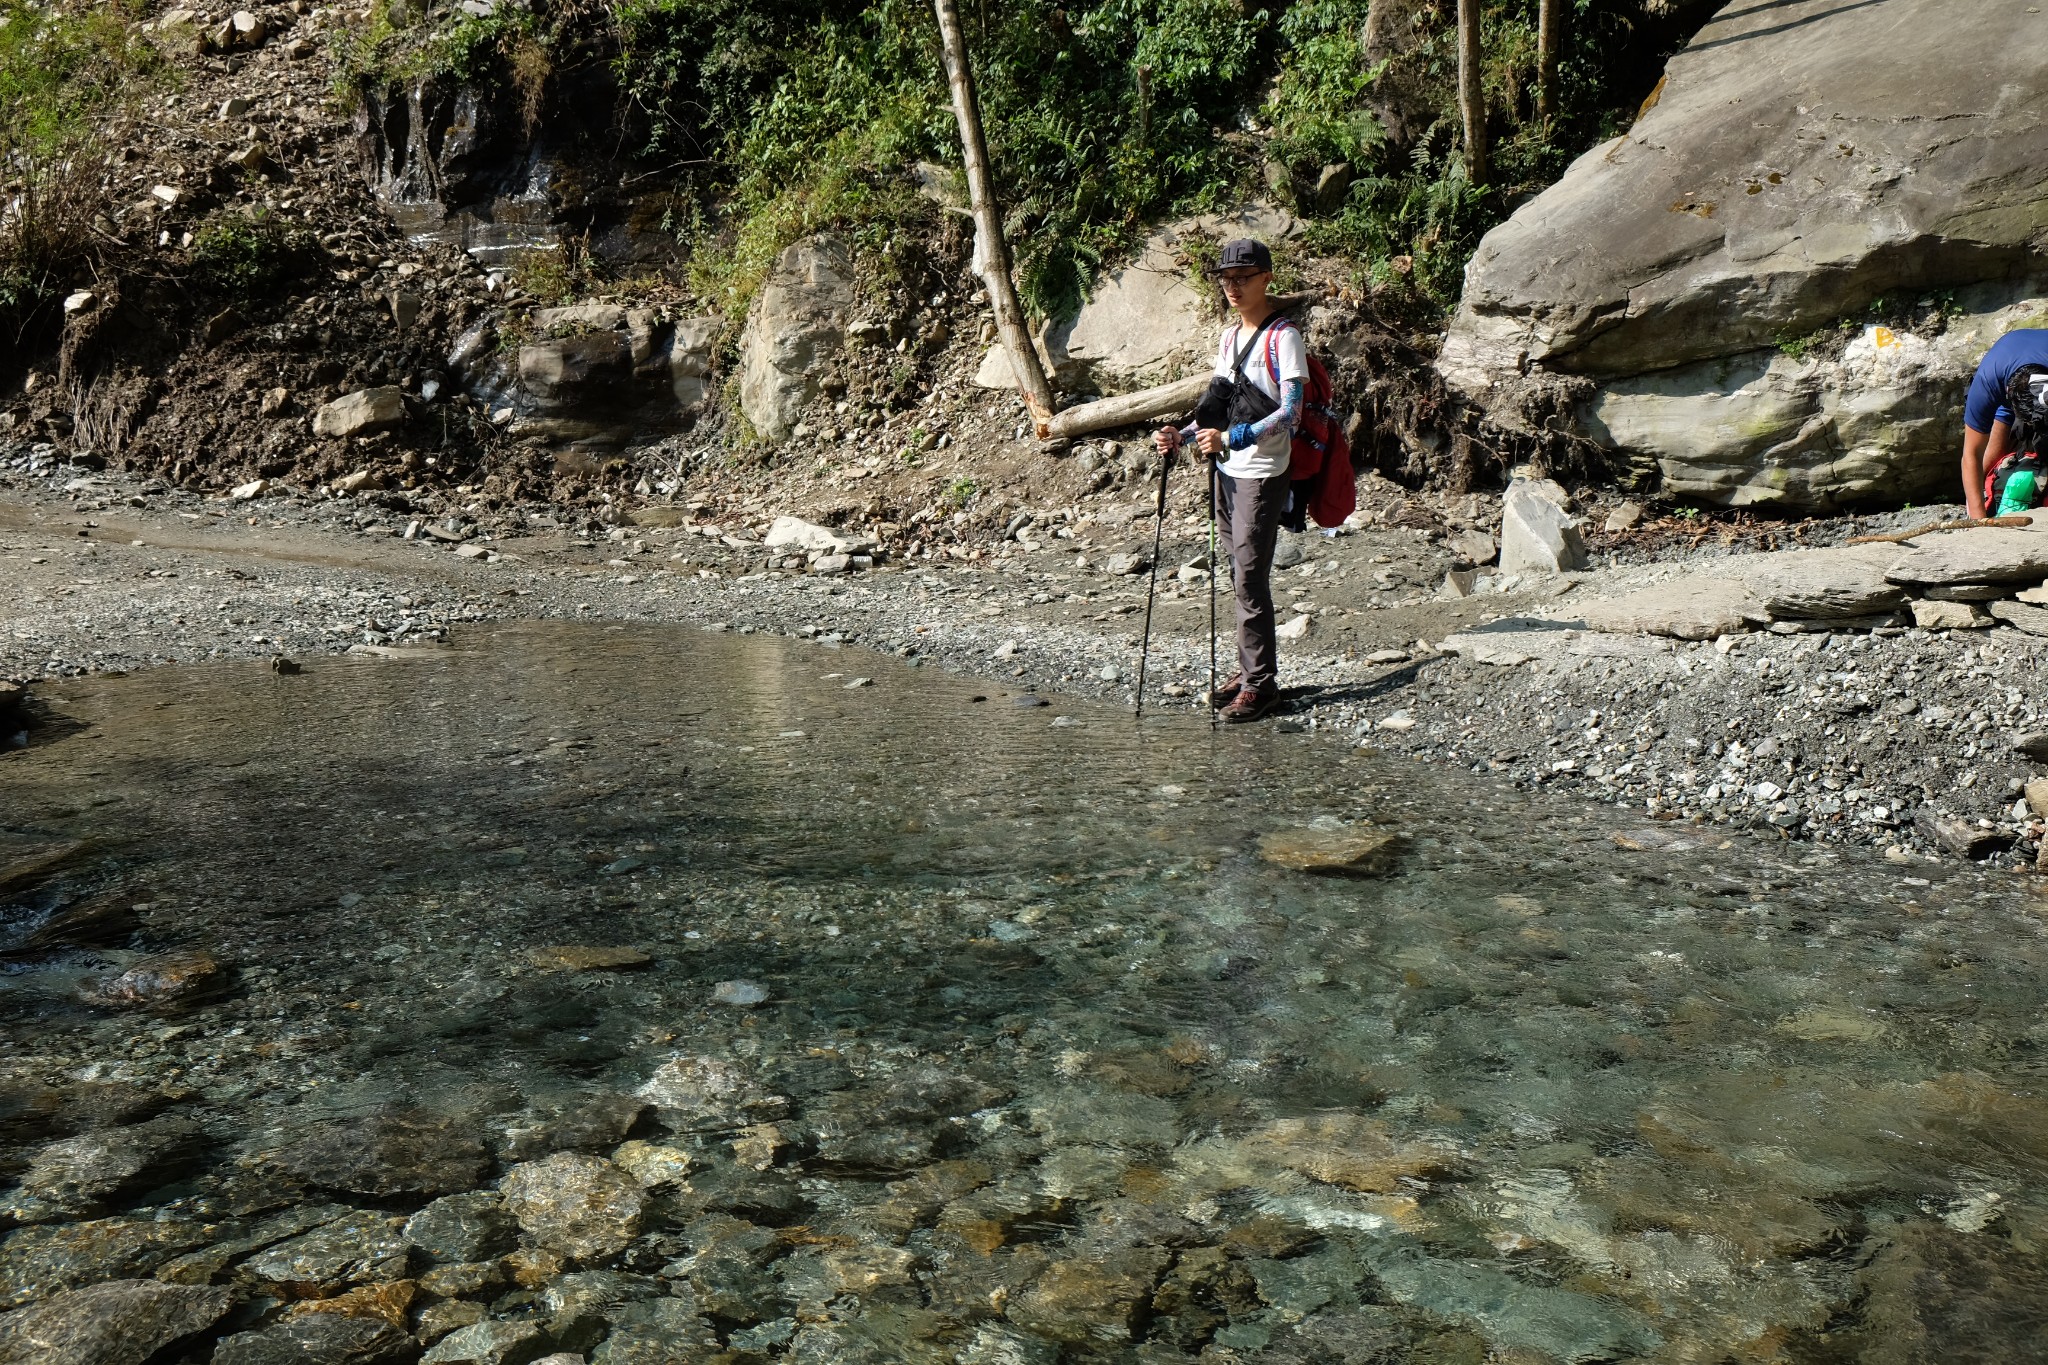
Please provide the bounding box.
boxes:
[1457,0,1488,186]
[1537,0,1562,122]
[933,0,1057,434]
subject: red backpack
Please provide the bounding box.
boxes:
[1257,322,1356,529]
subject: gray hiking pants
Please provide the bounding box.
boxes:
[1216,471,1288,693]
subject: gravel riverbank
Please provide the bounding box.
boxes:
[7,450,2047,871]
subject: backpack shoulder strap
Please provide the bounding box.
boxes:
[1232,312,1280,378]
[1264,317,1305,386]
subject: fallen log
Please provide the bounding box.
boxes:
[1025,292,1321,441]
[1846,514,2034,545]
[1044,374,1210,442]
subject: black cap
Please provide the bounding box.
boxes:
[1210,238,1273,275]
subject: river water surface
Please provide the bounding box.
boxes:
[3,622,2046,1362]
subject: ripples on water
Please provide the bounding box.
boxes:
[3,621,2046,1362]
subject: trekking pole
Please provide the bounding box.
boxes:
[1207,457,1219,733]
[1133,441,1174,720]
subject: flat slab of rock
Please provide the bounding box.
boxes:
[1916,811,2014,860]
[0,1280,232,1365]
[763,515,874,556]
[1574,578,1763,641]
[1257,827,1403,875]
[1989,600,2048,636]
[1885,525,2048,586]
[1734,545,1907,620]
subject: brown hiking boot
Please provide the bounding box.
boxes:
[1219,685,1278,723]
[1207,673,1244,707]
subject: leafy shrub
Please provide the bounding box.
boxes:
[0,0,157,338]
[332,2,553,125]
[189,210,317,304]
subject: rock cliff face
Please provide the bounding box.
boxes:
[355,75,680,274]
[1438,0,2048,509]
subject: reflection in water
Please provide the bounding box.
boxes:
[2,621,2046,1362]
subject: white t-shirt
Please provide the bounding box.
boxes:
[1213,316,1309,481]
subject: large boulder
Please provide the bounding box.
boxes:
[975,205,1297,394]
[1438,0,2048,509]
[739,238,853,441]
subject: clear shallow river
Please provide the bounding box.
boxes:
[3,621,2046,1364]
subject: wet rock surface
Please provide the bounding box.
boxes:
[0,1279,232,1365]
[212,1314,418,1365]
[498,1154,644,1262]
[269,1111,490,1199]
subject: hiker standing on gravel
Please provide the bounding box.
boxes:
[1153,238,1307,723]
[1961,328,2048,518]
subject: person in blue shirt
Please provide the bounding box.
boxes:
[1961,329,2048,518]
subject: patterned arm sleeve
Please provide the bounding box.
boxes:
[1228,379,1304,448]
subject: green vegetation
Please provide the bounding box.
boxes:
[0,0,158,337]
[188,210,318,304]
[945,476,979,507]
[336,1,1707,326]
[330,2,552,123]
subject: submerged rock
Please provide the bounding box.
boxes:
[526,945,650,972]
[1257,827,1403,876]
[1242,1114,1454,1193]
[1006,1246,1171,1344]
[16,1118,198,1212]
[585,1298,720,1364]
[404,1192,517,1265]
[420,1319,551,1365]
[0,1216,210,1306]
[635,1056,782,1131]
[243,1211,412,1293]
[610,1141,690,1190]
[499,1153,644,1261]
[271,1111,489,1199]
[79,949,221,1009]
[0,1279,233,1365]
[498,1092,649,1160]
[212,1314,416,1365]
